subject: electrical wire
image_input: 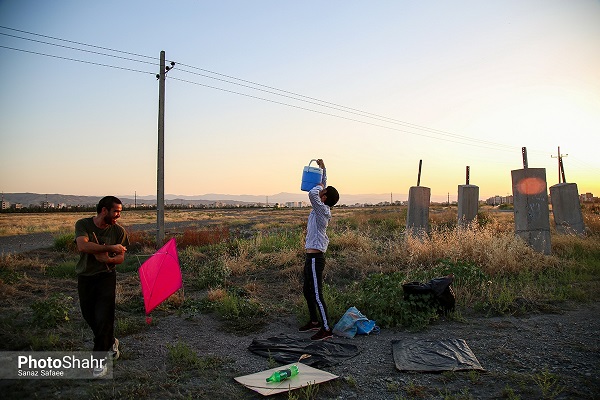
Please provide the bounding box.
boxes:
[0,24,517,151]
[176,62,518,151]
[168,76,517,152]
[0,45,155,75]
[0,31,158,66]
[0,25,157,61]
[174,65,517,151]
[1,24,595,168]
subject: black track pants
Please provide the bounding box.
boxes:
[77,271,116,353]
[303,253,330,330]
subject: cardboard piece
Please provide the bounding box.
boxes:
[234,362,338,396]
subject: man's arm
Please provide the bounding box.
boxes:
[94,251,125,265]
[76,236,127,266]
[76,236,127,255]
[317,159,327,187]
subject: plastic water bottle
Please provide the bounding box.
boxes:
[266,365,299,383]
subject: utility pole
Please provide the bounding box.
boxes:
[156,51,175,247]
[156,51,165,246]
[551,146,568,184]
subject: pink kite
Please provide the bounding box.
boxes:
[138,238,182,321]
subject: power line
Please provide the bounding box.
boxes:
[0,24,517,151]
[1,25,593,165]
[0,40,527,152]
[0,40,537,154]
[168,75,516,151]
[0,31,158,66]
[174,65,517,151]
[0,45,155,75]
[176,62,518,150]
[0,25,157,61]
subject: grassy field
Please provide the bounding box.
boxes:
[2,203,600,334]
[0,204,599,398]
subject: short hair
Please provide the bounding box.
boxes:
[97,196,122,214]
[324,186,339,207]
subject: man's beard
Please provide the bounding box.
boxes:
[104,215,115,225]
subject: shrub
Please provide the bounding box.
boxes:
[30,293,73,328]
[324,272,440,331]
[255,229,302,253]
[45,261,77,278]
[201,287,266,333]
[53,232,76,252]
[193,258,231,289]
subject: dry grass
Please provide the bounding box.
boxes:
[582,204,600,234]
[323,207,557,280]
[206,287,227,302]
[179,226,230,247]
[399,223,556,275]
[2,205,599,312]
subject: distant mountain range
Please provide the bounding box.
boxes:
[0,192,452,207]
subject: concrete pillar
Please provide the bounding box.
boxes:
[406,186,430,237]
[511,168,551,255]
[550,183,585,235]
[457,185,479,227]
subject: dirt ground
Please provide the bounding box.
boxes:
[2,276,599,399]
[112,300,600,400]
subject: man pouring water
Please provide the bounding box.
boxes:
[298,159,339,340]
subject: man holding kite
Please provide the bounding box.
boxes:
[75,196,128,377]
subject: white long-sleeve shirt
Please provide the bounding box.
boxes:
[305,168,331,252]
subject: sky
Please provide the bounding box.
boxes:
[1,0,599,202]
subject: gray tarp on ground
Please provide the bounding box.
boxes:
[248,334,360,368]
[392,338,485,372]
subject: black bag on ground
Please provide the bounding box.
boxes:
[248,334,360,367]
[402,275,455,314]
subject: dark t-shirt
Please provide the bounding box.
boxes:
[75,217,129,276]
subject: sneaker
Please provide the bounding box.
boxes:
[92,359,108,378]
[311,328,333,341]
[112,338,120,360]
[298,321,321,332]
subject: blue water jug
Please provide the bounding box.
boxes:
[301,160,323,192]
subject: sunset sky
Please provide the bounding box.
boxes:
[1,0,599,202]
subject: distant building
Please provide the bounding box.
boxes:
[485,195,513,206]
[1,200,9,210]
[42,201,55,209]
[285,201,307,208]
[580,192,596,203]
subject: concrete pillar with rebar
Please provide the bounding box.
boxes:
[457,166,479,227]
[550,182,585,235]
[406,186,431,237]
[406,160,430,238]
[511,167,551,255]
